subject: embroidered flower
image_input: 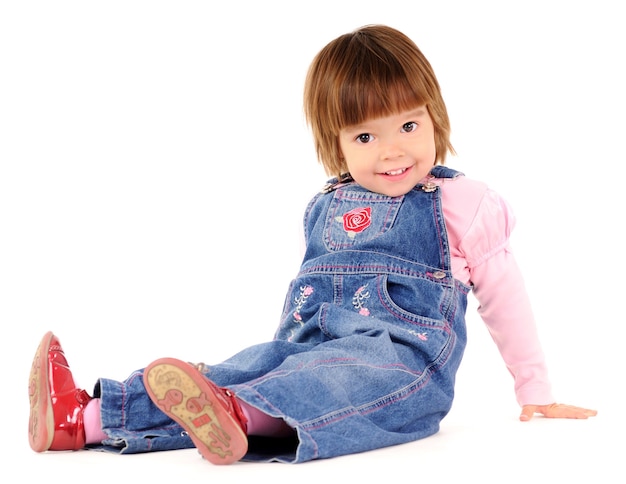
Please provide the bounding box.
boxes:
[293,285,314,325]
[407,329,429,341]
[341,207,371,237]
[352,284,371,316]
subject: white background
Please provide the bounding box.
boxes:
[1,1,624,482]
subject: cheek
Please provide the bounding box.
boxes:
[428,131,438,159]
[429,142,437,161]
[344,158,358,176]
[338,143,358,168]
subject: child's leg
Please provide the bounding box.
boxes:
[82,378,294,446]
[29,332,296,459]
[82,373,293,448]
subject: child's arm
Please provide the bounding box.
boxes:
[444,180,597,420]
[459,189,597,419]
[471,249,597,419]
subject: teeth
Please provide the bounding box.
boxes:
[385,168,406,176]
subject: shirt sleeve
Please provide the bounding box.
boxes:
[459,189,555,406]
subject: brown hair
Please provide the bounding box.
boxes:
[303,24,455,178]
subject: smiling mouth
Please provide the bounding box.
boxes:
[383,168,408,176]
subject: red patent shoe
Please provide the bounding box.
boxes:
[28,331,92,452]
[143,357,248,465]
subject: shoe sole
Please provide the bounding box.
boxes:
[28,331,54,452]
[143,358,247,465]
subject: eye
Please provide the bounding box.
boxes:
[356,133,373,144]
[401,122,417,133]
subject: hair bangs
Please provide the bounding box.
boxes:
[334,53,428,130]
[336,72,427,129]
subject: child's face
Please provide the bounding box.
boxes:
[338,107,436,197]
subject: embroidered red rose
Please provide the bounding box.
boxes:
[342,207,371,233]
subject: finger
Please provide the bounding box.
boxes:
[560,405,598,419]
[519,405,537,422]
[543,404,598,419]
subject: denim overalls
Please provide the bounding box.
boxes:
[95,166,470,463]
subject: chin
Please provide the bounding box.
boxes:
[377,186,412,197]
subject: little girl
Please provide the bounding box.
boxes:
[28,24,596,465]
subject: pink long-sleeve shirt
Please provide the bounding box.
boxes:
[431,174,554,407]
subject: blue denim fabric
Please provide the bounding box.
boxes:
[94,371,196,453]
[94,166,470,463]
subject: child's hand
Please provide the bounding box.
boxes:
[519,403,597,421]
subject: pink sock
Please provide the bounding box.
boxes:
[237,400,294,438]
[83,398,108,445]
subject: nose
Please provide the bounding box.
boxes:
[379,136,404,160]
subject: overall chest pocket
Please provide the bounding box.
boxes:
[323,189,403,251]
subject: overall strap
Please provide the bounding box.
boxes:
[429,165,464,179]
